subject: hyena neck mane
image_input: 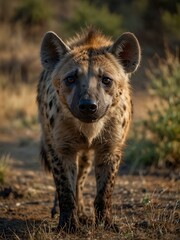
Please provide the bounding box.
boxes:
[75,116,107,145]
[67,28,112,49]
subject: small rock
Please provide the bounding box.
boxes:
[142,188,147,193]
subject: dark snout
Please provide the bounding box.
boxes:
[79,99,98,114]
[70,91,109,123]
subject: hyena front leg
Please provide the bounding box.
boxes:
[94,150,121,232]
[51,191,58,218]
[76,151,92,223]
[52,152,79,233]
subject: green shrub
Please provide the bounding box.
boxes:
[161,3,180,41]
[146,48,180,167]
[125,123,159,170]
[125,48,180,169]
[14,0,51,26]
[64,0,123,38]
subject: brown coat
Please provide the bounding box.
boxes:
[37,28,141,233]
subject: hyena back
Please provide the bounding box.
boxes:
[37,28,141,232]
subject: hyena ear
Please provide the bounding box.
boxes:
[40,31,70,70]
[110,32,141,73]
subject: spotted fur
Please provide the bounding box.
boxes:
[37,28,141,233]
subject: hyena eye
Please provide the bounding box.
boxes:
[64,76,76,86]
[102,76,112,87]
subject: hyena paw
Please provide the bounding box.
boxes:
[58,211,79,233]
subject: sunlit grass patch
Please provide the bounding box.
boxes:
[0,83,38,129]
[0,154,11,183]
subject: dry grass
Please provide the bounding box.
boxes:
[0,22,40,134]
[0,83,37,128]
[0,162,179,240]
[9,198,179,240]
[0,23,40,73]
[0,23,40,129]
[0,154,11,183]
[1,175,178,240]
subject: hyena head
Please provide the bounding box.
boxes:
[40,29,141,123]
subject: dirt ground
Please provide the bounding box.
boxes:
[0,93,180,240]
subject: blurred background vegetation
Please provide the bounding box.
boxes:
[0,0,179,172]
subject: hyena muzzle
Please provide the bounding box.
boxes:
[37,28,141,233]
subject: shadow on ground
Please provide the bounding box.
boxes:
[0,137,40,171]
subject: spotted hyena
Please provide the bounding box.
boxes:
[37,28,141,233]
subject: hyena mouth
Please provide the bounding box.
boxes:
[78,115,99,123]
[70,98,104,123]
[74,104,109,123]
[76,107,109,123]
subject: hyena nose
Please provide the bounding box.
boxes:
[79,99,97,114]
